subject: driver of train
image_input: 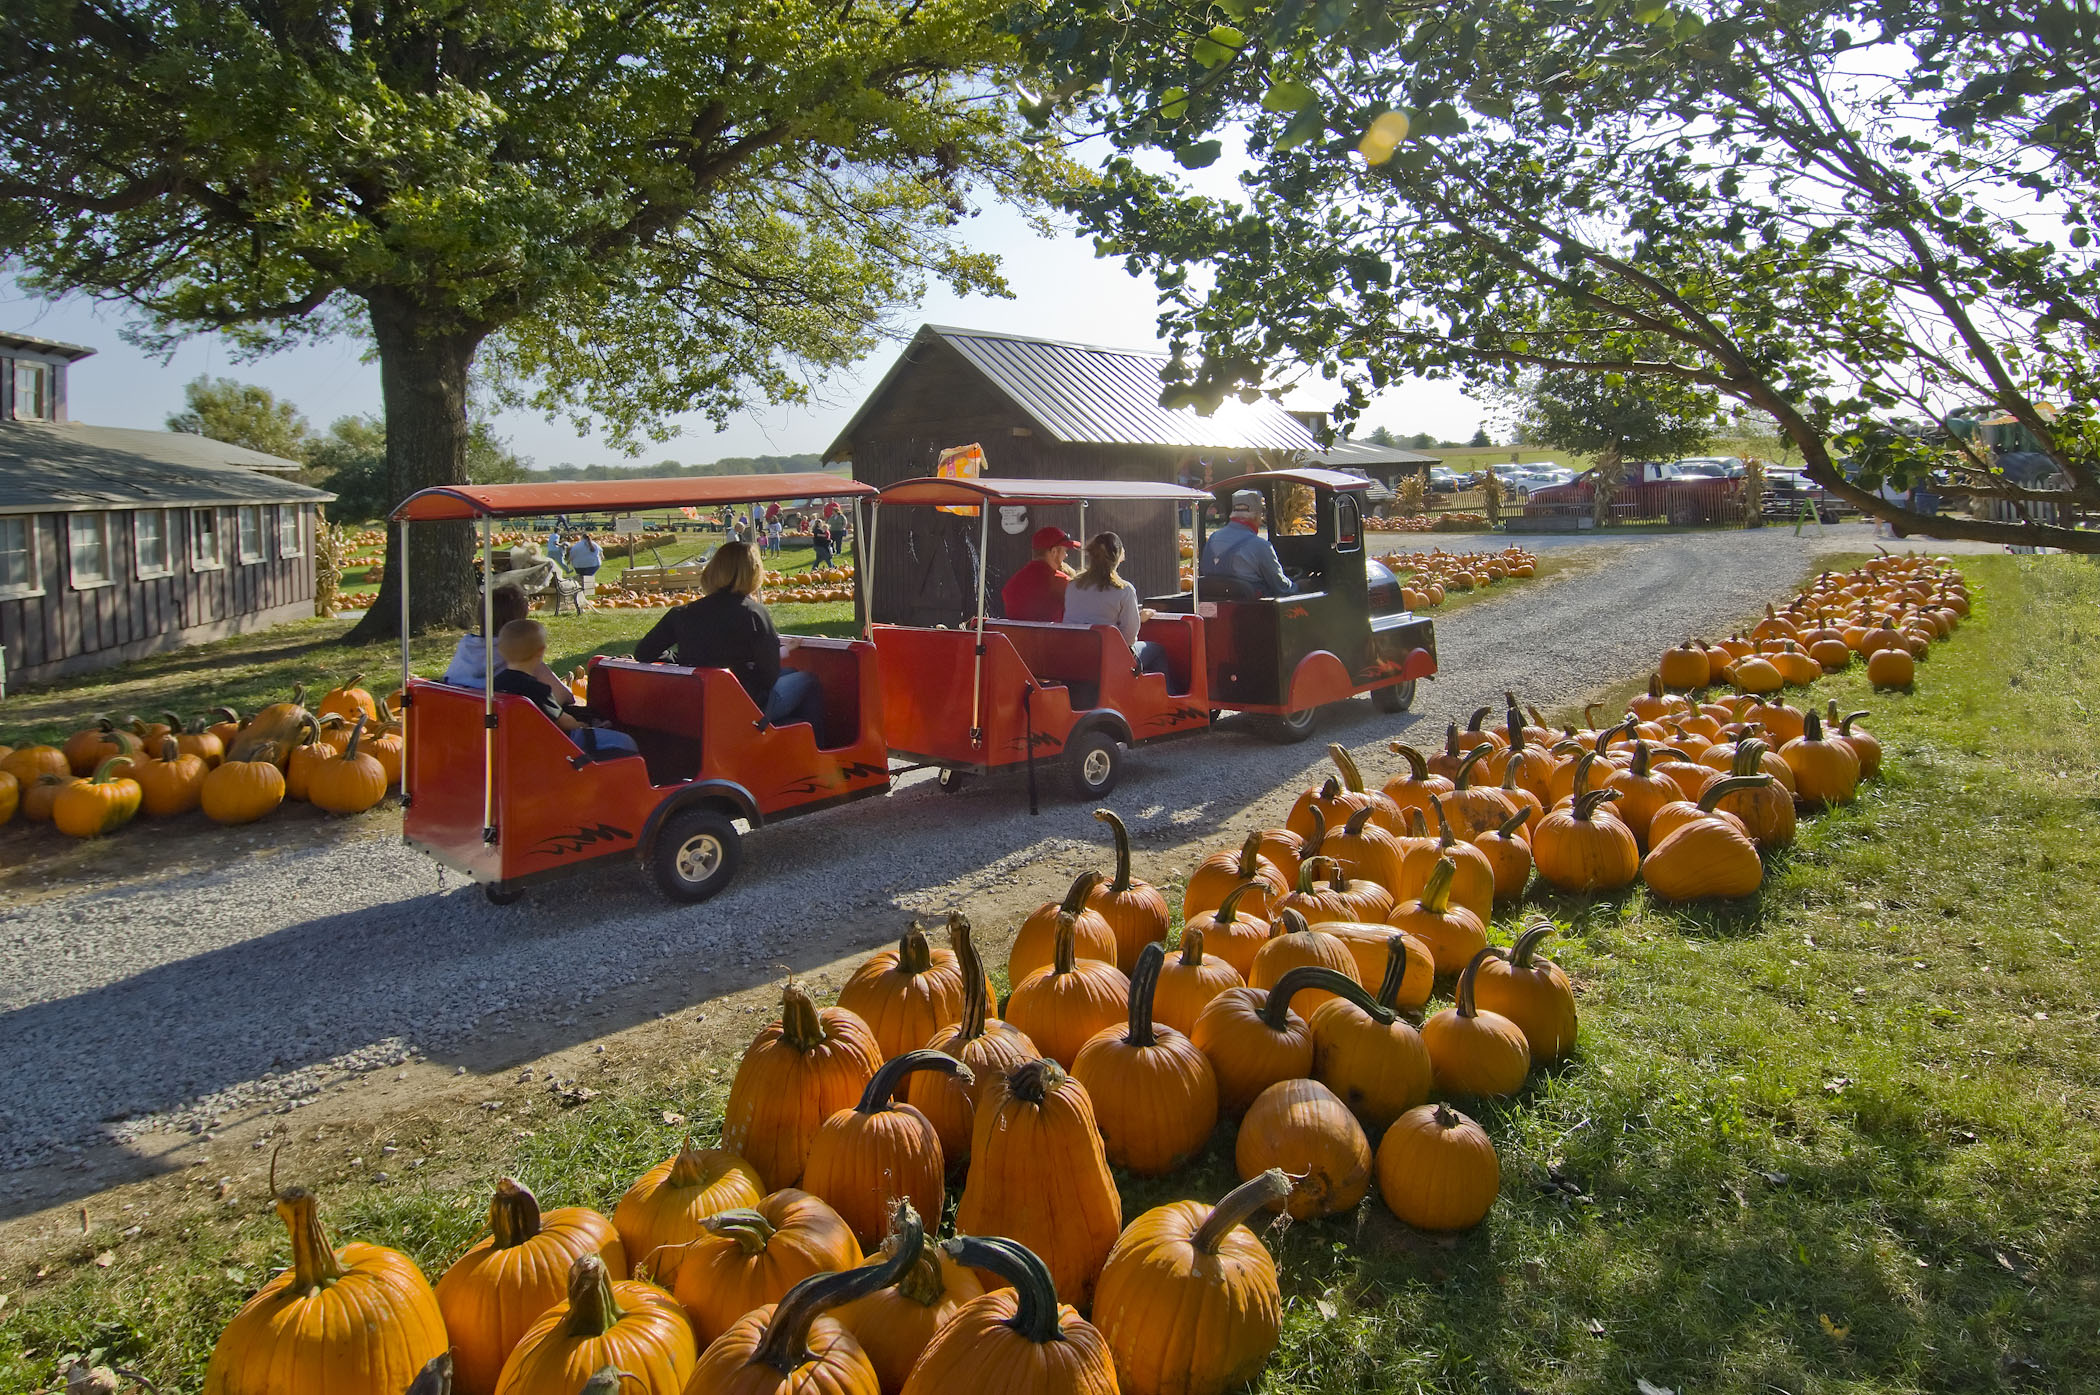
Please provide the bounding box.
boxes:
[632,540,826,744]
[1198,490,1293,597]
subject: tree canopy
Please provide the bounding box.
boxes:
[1011,0,2100,549]
[167,377,314,462]
[2,0,1062,631]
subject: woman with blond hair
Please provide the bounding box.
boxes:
[1062,531,1170,676]
[633,541,826,742]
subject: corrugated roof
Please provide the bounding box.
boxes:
[0,422,333,515]
[395,474,873,521]
[0,330,97,362]
[1315,439,1441,468]
[827,325,1318,458]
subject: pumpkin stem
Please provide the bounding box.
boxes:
[210,705,241,727]
[1428,794,1460,849]
[750,1205,924,1374]
[1802,709,1826,742]
[666,1137,711,1189]
[1300,803,1327,861]
[341,712,368,761]
[777,983,829,1053]
[1005,1056,1064,1105]
[1060,870,1105,918]
[1453,745,1489,791]
[1192,1169,1293,1254]
[487,1177,543,1249]
[1317,774,1342,805]
[1628,740,1655,777]
[1213,880,1261,928]
[1572,788,1619,822]
[560,1254,627,1338]
[1494,807,1531,839]
[942,1235,1065,1345]
[1730,738,1769,779]
[88,754,133,784]
[1418,856,1457,916]
[1375,934,1415,1010]
[1232,830,1266,879]
[1433,1100,1462,1129]
[1465,705,1493,736]
[1124,942,1165,1048]
[1093,808,1137,892]
[1260,963,1391,1030]
[1387,742,1430,781]
[275,1187,345,1293]
[1327,743,1367,793]
[1404,806,1428,837]
[856,1049,971,1115]
[1569,751,1597,799]
[1511,918,1556,969]
[1837,708,1870,737]
[1343,804,1377,839]
[895,920,935,976]
[577,1368,638,1395]
[1050,910,1079,976]
[1178,926,1208,966]
[704,1208,779,1257]
[1696,774,1773,812]
[951,914,988,1042]
[1454,947,1497,1020]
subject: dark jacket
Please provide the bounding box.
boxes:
[495,668,596,724]
[633,590,781,701]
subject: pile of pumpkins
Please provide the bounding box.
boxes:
[1655,552,1965,696]
[202,807,1528,1395]
[0,676,402,840]
[591,564,859,612]
[1379,545,1538,610]
[1366,512,1491,533]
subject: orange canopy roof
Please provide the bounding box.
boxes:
[391,473,874,521]
[875,476,1210,508]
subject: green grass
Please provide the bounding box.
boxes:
[4,555,2097,1393]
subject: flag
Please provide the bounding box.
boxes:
[936,442,986,516]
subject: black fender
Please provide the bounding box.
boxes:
[1068,709,1134,750]
[639,780,761,862]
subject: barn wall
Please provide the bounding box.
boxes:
[2,504,316,685]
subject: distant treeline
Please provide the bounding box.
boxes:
[534,453,837,480]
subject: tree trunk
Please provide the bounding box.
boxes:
[1591,444,1620,528]
[345,293,489,642]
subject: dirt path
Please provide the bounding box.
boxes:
[0,526,1957,1254]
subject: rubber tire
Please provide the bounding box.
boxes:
[937,767,969,794]
[650,806,743,903]
[483,882,525,906]
[1261,705,1320,744]
[1372,679,1418,714]
[1065,729,1122,800]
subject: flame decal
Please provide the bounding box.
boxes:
[531,822,635,858]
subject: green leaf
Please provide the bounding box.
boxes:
[1176,139,1224,169]
[1262,80,1319,113]
[1160,86,1189,119]
[1632,0,1670,21]
[1274,106,1327,151]
[1207,24,1246,48]
[1191,38,1232,66]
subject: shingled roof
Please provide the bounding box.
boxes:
[0,421,332,516]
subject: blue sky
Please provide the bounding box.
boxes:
[2,201,1488,469]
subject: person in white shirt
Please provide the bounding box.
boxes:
[1061,531,1170,676]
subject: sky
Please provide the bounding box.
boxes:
[1,199,1491,470]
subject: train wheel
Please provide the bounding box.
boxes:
[1372,679,1417,714]
[483,881,524,906]
[937,767,969,794]
[1261,705,1320,744]
[1065,730,1122,799]
[651,806,742,903]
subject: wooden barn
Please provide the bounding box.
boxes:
[1,331,333,688]
[826,325,1314,626]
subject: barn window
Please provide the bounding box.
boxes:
[0,516,42,597]
[67,513,114,588]
[276,504,304,557]
[12,362,50,420]
[135,510,173,578]
[191,508,224,570]
[237,505,265,563]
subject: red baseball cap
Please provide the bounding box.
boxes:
[1031,525,1081,550]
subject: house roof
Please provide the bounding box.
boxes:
[394,474,872,522]
[1315,439,1441,468]
[0,330,98,363]
[826,325,1318,459]
[0,422,333,516]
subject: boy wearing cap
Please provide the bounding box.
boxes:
[1001,525,1080,621]
[1199,490,1294,597]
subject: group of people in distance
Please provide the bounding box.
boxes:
[443,488,1291,764]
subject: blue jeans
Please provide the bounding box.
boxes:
[764,668,827,745]
[575,726,639,758]
[1134,639,1170,675]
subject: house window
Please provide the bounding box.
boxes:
[0,516,42,597]
[237,505,264,563]
[191,508,224,570]
[12,361,50,421]
[276,504,304,557]
[68,513,114,589]
[135,509,173,578]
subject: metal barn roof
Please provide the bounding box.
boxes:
[828,325,1318,458]
[1315,439,1442,468]
[0,422,332,516]
[0,330,98,362]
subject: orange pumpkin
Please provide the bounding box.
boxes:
[722,983,883,1191]
[611,1139,763,1290]
[837,916,985,1062]
[492,1253,694,1395]
[1087,808,1170,965]
[671,1189,862,1346]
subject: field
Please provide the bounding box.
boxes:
[2,552,2093,1392]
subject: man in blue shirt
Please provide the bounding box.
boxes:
[1199,490,1293,597]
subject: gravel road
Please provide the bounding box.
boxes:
[0,526,1914,1172]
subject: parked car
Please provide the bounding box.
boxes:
[1428,467,1465,493]
[1526,459,1747,523]
[1762,468,1846,521]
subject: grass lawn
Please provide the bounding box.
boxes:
[4,555,2096,1392]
